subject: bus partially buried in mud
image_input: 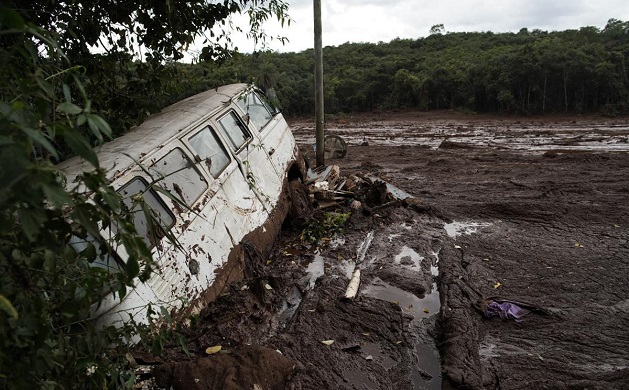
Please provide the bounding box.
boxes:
[58,84,307,327]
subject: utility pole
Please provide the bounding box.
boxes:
[314,0,324,167]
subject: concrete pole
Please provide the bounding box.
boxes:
[314,0,325,167]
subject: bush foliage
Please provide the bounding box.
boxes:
[0,2,289,388]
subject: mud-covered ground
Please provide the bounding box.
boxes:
[144,111,629,390]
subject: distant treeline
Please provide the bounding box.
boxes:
[176,18,629,117]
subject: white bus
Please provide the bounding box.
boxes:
[58,84,307,327]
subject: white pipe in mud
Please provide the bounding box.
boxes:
[344,268,361,299]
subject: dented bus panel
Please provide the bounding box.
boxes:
[57,84,305,327]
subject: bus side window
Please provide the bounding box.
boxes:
[118,177,175,247]
[236,91,273,132]
[218,111,252,151]
[149,147,208,207]
[188,126,231,178]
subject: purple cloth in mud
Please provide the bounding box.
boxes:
[484,301,529,320]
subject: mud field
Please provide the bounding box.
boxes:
[145,111,629,390]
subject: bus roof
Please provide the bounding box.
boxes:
[57,83,248,184]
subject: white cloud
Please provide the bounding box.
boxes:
[192,0,629,56]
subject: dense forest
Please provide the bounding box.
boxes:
[176,19,629,117]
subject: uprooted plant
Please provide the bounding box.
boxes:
[300,211,351,244]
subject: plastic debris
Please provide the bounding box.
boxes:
[321,340,335,346]
[480,300,530,320]
[314,181,329,191]
[476,297,555,321]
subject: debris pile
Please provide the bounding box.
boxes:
[304,165,414,213]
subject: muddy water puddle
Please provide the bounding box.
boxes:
[444,221,493,238]
[362,280,441,389]
[362,247,442,389]
[278,252,325,324]
[363,278,440,319]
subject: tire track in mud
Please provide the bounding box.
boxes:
[429,197,629,389]
[436,208,629,389]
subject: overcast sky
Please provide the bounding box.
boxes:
[220,0,629,54]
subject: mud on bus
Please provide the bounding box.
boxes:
[58,84,307,327]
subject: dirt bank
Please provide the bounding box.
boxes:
[143,111,629,390]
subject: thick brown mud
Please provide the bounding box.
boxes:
[143,111,629,390]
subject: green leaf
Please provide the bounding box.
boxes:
[82,243,97,262]
[56,101,83,115]
[0,101,24,127]
[42,182,73,208]
[62,84,72,103]
[159,306,172,324]
[100,188,121,212]
[85,115,104,144]
[0,6,25,29]
[26,253,44,270]
[125,255,139,279]
[0,295,18,319]
[19,127,59,159]
[87,114,113,139]
[44,249,57,271]
[77,113,87,127]
[63,128,98,167]
[71,204,101,238]
[118,283,127,300]
[178,335,191,356]
[19,207,46,241]
[151,337,163,356]
[35,77,55,99]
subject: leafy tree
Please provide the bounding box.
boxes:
[6,0,290,62]
[0,1,290,388]
[2,0,291,137]
[430,24,445,35]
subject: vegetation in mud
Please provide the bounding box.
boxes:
[300,211,351,244]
